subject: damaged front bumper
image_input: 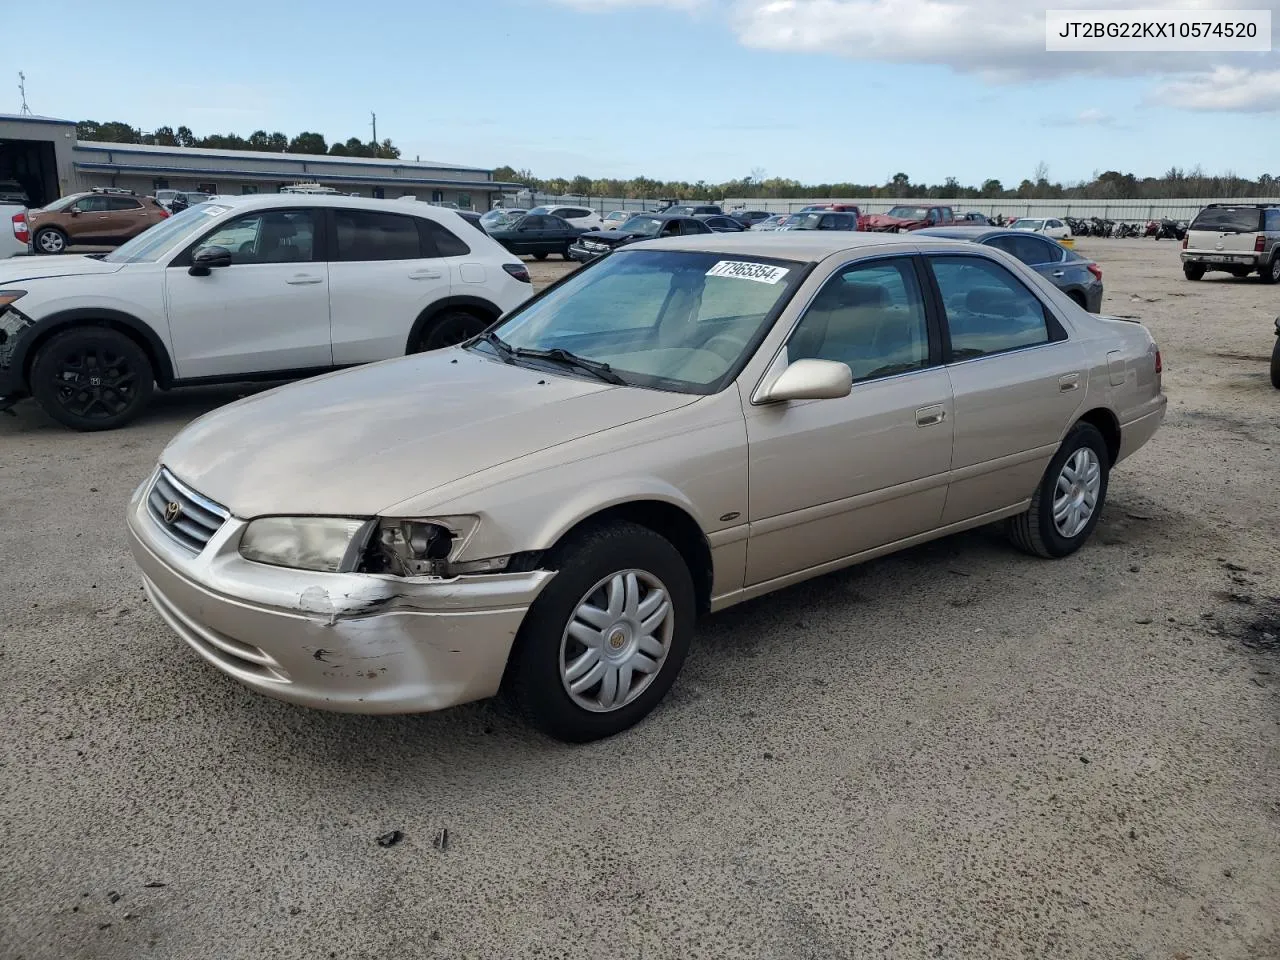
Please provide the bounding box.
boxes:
[125,478,554,714]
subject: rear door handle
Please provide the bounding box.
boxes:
[286,275,323,285]
[409,270,443,280]
[915,404,946,427]
[1051,270,1065,277]
[1059,373,1081,392]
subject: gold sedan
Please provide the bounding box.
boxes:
[126,232,1165,741]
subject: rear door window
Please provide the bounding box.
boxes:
[418,218,471,257]
[333,210,422,261]
[930,255,1053,360]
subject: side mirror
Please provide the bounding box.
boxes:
[69,208,80,217]
[758,359,853,403]
[189,245,232,276]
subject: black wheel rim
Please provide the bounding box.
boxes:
[48,345,139,419]
[422,315,488,351]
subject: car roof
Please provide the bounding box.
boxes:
[626,230,960,260]
[198,193,468,220]
[914,225,1003,240]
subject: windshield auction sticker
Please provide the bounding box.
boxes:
[1046,9,1270,51]
[706,261,790,284]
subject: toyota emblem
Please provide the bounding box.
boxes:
[163,501,183,525]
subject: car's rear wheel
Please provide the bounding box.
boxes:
[35,228,67,255]
[533,251,548,261]
[30,327,154,431]
[413,310,490,352]
[507,521,695,742]
[1007,422,1110,559]
[1183,263,1205,281]
[1260,255,1280,285]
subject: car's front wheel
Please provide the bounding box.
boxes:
[508,521,695,742]
[35,228,67,255]
[1007,422,1110,558]
[30,327,155,431]
[1183,263,1205,281]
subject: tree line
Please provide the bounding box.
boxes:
[75,120,401,159]
[493,164,1280,201]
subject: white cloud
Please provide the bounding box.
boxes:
[1147,66,1280,112]
[1043,107,1120,126]
[547,0,1280,110]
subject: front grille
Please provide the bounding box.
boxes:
[146,468,229,554]
[584,240,609,252]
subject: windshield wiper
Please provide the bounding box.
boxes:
[511,346,627,385]
[477,330,516,363]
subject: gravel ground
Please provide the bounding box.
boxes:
[2,240,1278,960]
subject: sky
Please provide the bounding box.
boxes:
[8,0,1279,187]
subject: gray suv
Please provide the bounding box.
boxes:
[1182,203,1280,283]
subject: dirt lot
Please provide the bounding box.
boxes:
[2,240,1278,960]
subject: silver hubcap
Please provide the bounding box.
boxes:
[1053,447,1101,538]
[40,232,63,252]
[1271,258,1280,280]
[559,569,673,713]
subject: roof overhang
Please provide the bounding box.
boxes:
[73,160,522,191]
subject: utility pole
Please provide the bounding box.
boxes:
[370,111,377,146]
[18,71,31,115]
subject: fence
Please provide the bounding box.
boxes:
[516,193,1280,223]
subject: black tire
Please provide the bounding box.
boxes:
[507,521,696,742]
[1067,291,1087,310]
[1270,338,1280,390]
[533,251,548,261]
[1183,263,1205,281]
[30,327,154,431]
[1259,254,1280,285]
[412,310,490,352]
[563,246,574,261]
[35,227,68,255]
[1007,422,1110,559]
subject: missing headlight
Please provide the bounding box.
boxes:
[362,520,454,576]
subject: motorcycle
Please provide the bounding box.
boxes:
[1155,218,1187,241]
[1144,220,1160,238]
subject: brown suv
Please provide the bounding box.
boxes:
[28,189,170,255]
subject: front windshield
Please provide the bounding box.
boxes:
[886,206,930,219]
[788,213,824,230]
[479,249,806,394]
[1013,219,1045,230]
[527,206,550,216]
[618,216,663,236]
[103,203,230,263]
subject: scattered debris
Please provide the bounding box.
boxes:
[1223,562,1248,572]
[98,923,112,931]
[1135,618,1153,625]
[763,752,775,760]
[376,830,404,848]
[1223,868,1234,878]
[1080,756,1090,764]
[107,892,120,904]
[123,913,136,921]
[142,881,166,889]
[434,828,449,852]
[290,906,302,916]
[1124,510,1155,521]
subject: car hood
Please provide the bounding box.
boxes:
[862,214,922,229]
[580,229,644,243]
[160,348,699,518]
[0,255,125,283]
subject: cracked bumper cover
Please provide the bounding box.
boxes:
[125,481,554,714]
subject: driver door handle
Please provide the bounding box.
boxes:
[1051,270,1065,277]
[408,270,443,280]
[915,404,946,427]
[286,275,323,285]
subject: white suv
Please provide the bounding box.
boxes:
[527,205,604,231]
[0,195,534,430]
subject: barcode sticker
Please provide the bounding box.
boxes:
[705,261,790,284]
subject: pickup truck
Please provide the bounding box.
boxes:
[1,204,30,258]
[861,204,958,232]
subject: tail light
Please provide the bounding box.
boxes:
[11,213,28,245]
[1255,234,1266,253]
[1154,349,1163,374]
[1181,236,1188,249]
[158,208,170,219]
[1087,263,1102,282]
[502,263,531,283]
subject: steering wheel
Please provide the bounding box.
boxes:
[701,331,751,363]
